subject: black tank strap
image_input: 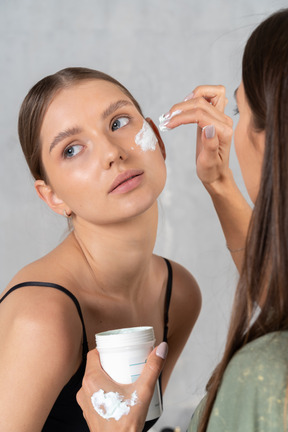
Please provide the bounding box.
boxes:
[163,258,173,342]
[0,281,88,355]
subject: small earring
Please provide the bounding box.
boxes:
[63,210,72,218]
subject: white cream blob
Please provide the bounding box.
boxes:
[91,389,138,421]
[158,109,182,132]
[134,120,157,151]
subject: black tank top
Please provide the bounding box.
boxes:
[0,258,173,432]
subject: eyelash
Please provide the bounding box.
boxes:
[61,114,132,159]
[111,115,131,131]
[233,105,239,116]
[62,143,83,159]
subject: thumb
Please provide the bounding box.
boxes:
[202,125,218,151]
[200,124,221,164]
[136,342,168,402]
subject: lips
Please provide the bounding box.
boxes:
[109,169,144,193]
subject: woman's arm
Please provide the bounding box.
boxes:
[159,85,252,272]
[0,286,82,432]
[202,170,252,272]
[77,344,167,432]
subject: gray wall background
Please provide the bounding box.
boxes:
[1,1,287,430]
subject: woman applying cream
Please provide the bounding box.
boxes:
[77,8,288,432]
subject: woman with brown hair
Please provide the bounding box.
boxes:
[77,8,288,432]
[0,68,201,431]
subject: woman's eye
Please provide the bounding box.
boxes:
[63,144,83,159]
[111,117,129,131]
[233,105,239,116]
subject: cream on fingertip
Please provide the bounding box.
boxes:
[159,109,182,124]
[159,112,170,123]
[158,122,171,132]
[169,109,182,119]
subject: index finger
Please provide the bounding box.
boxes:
[189,85,227,112]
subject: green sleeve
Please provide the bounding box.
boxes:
[188,332,288,432]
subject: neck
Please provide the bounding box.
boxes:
[70,203,159,298]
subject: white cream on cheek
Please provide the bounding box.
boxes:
[91,389,138,421]
[134,120,157,151]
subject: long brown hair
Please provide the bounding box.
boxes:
[18,67,143,182]
[199,9,288,431]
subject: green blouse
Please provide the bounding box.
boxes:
[188,331,288,432]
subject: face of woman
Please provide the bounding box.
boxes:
[234,82,265,204]
[37,80,167,225]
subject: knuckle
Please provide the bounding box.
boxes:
[222,125,233,141]
[216,84,226,95]
[81,371,96,392]
[226,116,233,127]
[192,85,202,96]
[170,102,181,112]
[208,141,219,151]
[147,360,161,375]
[198,97,207,108]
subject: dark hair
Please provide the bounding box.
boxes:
[199,8,288,431]
[18,67,143,182]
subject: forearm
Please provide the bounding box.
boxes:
[157,85,251,271]
[204,170,252,272]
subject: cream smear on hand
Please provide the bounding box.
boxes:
[91,389,138,421]
[158,109,182,131]
[135,120,157,151]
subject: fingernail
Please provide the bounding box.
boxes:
[158,121,171,132]
[159,112,171,123]
[159,109,182,124]
[203,125,215,139]
[184,91,194,101]
[156,342,168,359]
[169,109,182,119]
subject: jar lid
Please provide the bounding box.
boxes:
[95,326,155,349]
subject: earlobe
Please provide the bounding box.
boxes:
[34,180,67,215]
[145,117,166,160]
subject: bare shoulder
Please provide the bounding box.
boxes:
[0,263,83,430]
[1,236,83,365]
[1,261,83,373]
[169,259,201,317]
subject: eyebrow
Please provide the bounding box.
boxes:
[49,126,82,153]
[102,99,134,120]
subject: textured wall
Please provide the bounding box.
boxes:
[0,1,286,430]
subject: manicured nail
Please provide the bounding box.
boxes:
[159,112,171,123]
[159,109,182,124]
[184,91,194,101]
[158,121,171,132]
[156,342,168,359]
[203,125,215,139]
[169,109,182,119]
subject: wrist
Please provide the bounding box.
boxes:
[202,169,236,198]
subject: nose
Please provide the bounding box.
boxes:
[100,138,128,169]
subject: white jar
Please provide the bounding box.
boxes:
[95,326,162,421]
